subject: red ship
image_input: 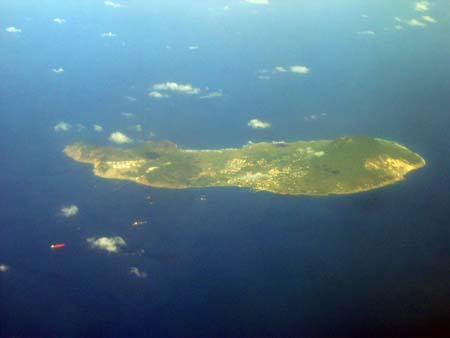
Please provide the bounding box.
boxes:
[50,243,66,249]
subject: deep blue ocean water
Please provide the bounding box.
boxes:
[1,1,449,337]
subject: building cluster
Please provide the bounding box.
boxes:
[221,158,248,174]
[105,159,146,169]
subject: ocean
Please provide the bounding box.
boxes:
[1,1,449,337]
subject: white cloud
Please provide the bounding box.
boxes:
[361,14,369,19]
[52,67,64,73]
[109,131,133,144]
[93,124,103,132]
[130,124,143,132]
[53,18,66,24]
[152,82,200,95]
[245,0,269,4]
[129,267,147,278]
[104,1,121,8]
[422,15,437,23]
[101,32,117,38]
[357,30,375,36]
[257,69,271,79]
[274,65,310,75]
[248,119,271,129]
[395,25,404,30]
[407,19,427,27]
[188,45,199,50]
[148,91,169,99]
[5,26,21,33]
[54,121,71,132]
[304,113,327,122]
[415,1,430,12]
[60,205,79,217]
[304,115,318,122]
[274,66,288,73]
[125,96,137,102]
[87,236,126,253]
[0,264,10,272]
[200,91,223,99]
[121,112,134,119]
[290,65,310,74]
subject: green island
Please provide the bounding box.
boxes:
[64,136,426,196]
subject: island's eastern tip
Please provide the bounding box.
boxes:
[64,135,425,196]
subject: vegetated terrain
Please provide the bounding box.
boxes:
[64,136,426,195]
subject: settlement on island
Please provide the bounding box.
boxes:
[64,135,426,196]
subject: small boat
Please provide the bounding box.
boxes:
[50,243,66,249]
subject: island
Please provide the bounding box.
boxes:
[64,136,426,196]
